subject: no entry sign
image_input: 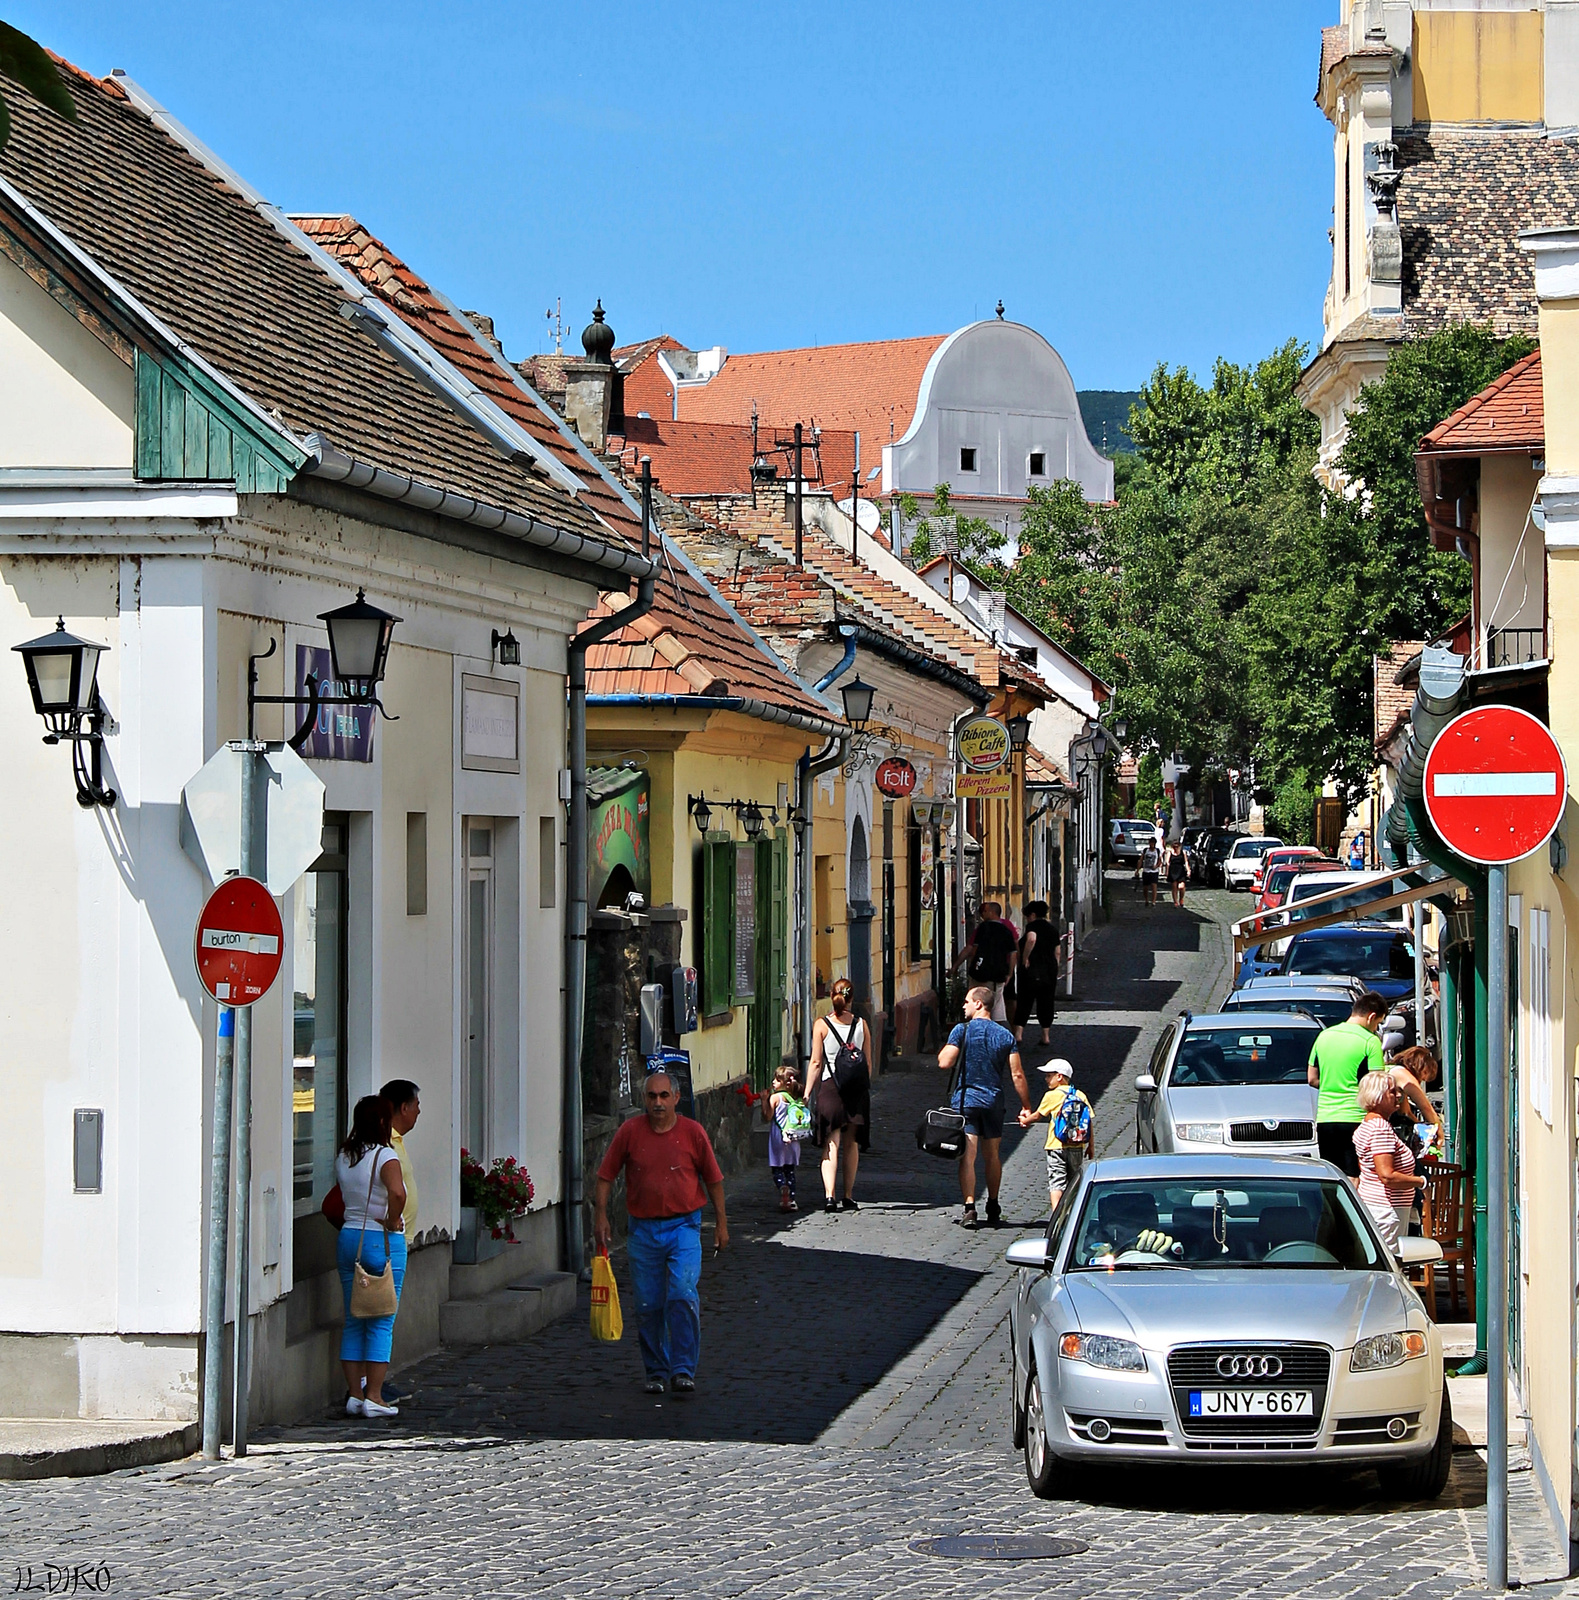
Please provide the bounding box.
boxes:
[1423,705,1568,866]
[194,876,284,1006]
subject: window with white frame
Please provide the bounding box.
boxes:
[1529,906,1552,1126]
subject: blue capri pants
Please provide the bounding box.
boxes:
[336,1225,407,1363]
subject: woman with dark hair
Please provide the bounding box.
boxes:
[335,1094,407,1418]
[805,979,870,1213]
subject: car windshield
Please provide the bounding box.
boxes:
[1233,839,1278,858]
[1168,1026,1314,1086]
[1223,994,1355,1028]
[1284,932,1415,980]
[1068,1178,1385,1271]
[1287,881,1404,921]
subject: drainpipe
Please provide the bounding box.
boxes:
[564,574,656,1277]
[797,627,857,1064]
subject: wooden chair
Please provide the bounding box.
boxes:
[1405,1187,1436,1320]
[1420,1160,1475,1321]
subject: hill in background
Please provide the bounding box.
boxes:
[1077,390,1140,456]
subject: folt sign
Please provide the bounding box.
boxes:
[874,757,917,798]
[296,644,374,763]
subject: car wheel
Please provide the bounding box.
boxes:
[1022,1364,1065,1499]
[1377,1384,1454,1501]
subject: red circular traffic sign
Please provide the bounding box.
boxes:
[194,876,284,1006]
[1423,705,1568,866]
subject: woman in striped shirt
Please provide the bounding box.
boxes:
[1352,1071,1426,1252]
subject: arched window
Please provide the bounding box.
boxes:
[849,814,870,905]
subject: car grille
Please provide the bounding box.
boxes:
[1229,1120,1314,1144]
[1167,1343,1330,1438]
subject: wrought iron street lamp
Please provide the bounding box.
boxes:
[491,628,521,667]
[1007,713,1032,751]
[13,617,116,807]
[688,794,714,834]
[742,801,765,841]
[840,674,875,730]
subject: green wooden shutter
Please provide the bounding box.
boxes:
[702,833,735,1017]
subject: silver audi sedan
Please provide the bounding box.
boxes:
[1136,1011,1322,1158]
[1005,1155,1449,1499]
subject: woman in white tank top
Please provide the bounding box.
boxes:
[806,979,871,1214]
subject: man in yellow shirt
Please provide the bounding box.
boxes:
[380,1079,421,1243]
[1019,1059,1093,1211]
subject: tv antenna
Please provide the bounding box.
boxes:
[545,297,563,355]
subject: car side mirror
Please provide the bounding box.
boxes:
[1135,1073,1157,1093]
[1005,1238,1050,1270]
[1395,1236,1443,1267]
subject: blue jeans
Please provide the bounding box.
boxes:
[627,1211,702,1380]
[337,1226,407,1363]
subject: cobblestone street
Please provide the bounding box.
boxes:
[0,885,1523,1597]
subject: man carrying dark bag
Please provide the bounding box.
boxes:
[937,985,1032,1229]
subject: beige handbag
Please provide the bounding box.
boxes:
[349,1149,399,1319]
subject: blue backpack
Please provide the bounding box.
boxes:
[1052,1089,1091,1146]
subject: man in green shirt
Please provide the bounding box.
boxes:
[1307,992,1387,1177]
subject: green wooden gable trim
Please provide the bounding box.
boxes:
[134,348,307,490]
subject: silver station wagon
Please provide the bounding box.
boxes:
[1005,1155,1449,1498]
[1135,1011,1322,1159]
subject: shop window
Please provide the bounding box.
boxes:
[292,816,349,1215]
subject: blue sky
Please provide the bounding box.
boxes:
[17,2,1335,389]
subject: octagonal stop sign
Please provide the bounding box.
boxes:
[194,876,284,1006]
[1422,705,1568,867]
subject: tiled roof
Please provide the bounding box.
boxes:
[605,417,859,499]
[0,62,605,541]
[293,215,833,728]
[614,335,686,421]
[668,490,1051,705]
[1419,349,1543,453]
[517,351,571,406]
[1374,640,1426,750]
[1397,130,1579,338]
[657,334,948,453]
[1024,747,1069,786]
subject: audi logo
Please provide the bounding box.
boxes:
[1216,1354,1283,1378]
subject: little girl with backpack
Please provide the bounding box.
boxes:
[766,1063,813,1213]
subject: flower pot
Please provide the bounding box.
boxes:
[454,1205,508,1265]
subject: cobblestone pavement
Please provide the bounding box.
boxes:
[0,882,1539,1596]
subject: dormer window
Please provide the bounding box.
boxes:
[959,447,978,473]
[1028,452,1046,477]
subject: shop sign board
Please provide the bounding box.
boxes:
[1422,705,1568,865]
[956,770,1013,800]
[957,716,1009,773]
[295,645,375,762]
[194,876,284,1005]
[875,757,917,798]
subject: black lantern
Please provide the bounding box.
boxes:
[14,618,105,740]
[688,794,713,833]
[742,801,765,841]
[840,674,875,730]
[1112,716,1128,741]
[788,806,809,840]
[491,628,521,667]
[319,589,399,697]
[1007,713,1032,751]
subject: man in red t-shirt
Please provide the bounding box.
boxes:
[593,1071,729,1396]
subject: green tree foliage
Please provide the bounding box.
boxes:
[0,23,76,149]
[903,484,1006,568]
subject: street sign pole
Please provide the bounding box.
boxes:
[231,743,267,1458]
[1486,861,1509,1592]
[200,1005,234,1461]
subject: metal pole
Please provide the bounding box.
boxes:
[793,423,804,568]
[640,456,653,562]
[230,743,265,1456]
[851,471,859,562]
[201,1005,235,1460]
[1414,900,1427,1057]
[1486,861,1509,1592]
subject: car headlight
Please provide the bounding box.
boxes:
[1350,1331,1428,1371]
[1060,1332,1148,1371]
[1174,1122,1226,1144]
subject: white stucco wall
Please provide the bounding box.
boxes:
[0,251,134,470]
[882,320,1113,510]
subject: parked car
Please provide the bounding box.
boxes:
[1006,1155,1450,1499]
[1110,818,1160,865]
[1260,869,1412,960]
[1180,826,1211,880]
[1219,983,1366,1030]
[1255,857,1344,917]
[1278,923,1417,1004]
[1250,845,1327,898]
[1135,1010,1322,1157]
[1222,836,1285,891]
[1202,829,1238,887]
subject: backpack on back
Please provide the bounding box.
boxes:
[775,1095,814,1142]
[1052,1089,1091,1145]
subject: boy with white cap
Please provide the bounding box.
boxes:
[1019,1058,1094,1211]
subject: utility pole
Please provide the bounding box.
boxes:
[793,421,804,567]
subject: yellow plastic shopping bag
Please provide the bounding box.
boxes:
[590,1249,623,1342]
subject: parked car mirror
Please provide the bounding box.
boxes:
[1395,1236,1443,1267]
[1135,1073,1157,1093]
[1005,1238,1050,1270]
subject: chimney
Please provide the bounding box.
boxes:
[564,300,616,452]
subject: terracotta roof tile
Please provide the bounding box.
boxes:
[1420,349,1543,453]
[625,334,948,455]
[605,417,859,499]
